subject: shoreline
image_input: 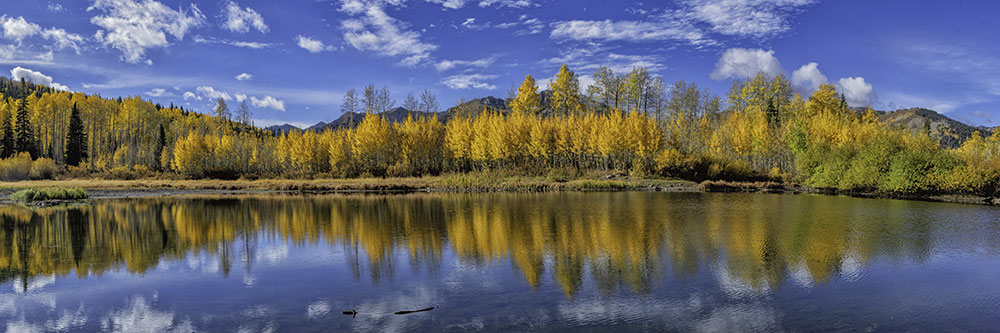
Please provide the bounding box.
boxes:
[0,177,995,206]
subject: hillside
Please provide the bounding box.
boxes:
[877,108,993,148]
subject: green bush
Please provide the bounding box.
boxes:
[10,187,89,202]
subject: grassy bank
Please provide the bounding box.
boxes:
[0,174,699,193]
[10,187,89,202]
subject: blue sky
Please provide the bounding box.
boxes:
[0,0,997,128]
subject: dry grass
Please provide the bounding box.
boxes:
[0,174,698,193]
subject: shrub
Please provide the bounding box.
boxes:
[30,158,59,180]
[10,187,88,202]
[0,153,32,181]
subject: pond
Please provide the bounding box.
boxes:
[1,192,1000,331]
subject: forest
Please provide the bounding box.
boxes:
[0,64,997,197]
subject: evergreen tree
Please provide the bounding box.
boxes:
[65,102,87,166]
[13,99,36,158]
[154,124,167,170]
[0,115,12,159]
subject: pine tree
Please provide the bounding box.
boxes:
[511,75,541,116]
[13,99,36,158]
[64,102,87,166]
[0,114,12,159]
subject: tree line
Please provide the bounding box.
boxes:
[0,67,997,196]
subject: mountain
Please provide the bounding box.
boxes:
[308,107,445,132]
[264,123,300,134]
[877,108,993,148]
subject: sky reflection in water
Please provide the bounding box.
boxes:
[1,192,1000,331]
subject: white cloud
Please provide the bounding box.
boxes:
[710,48,783,80]
[542,47,666,79]
[251,95,286,111]
[47,3,66,12]
[435,56,495,72]
[551,19,711,46]
[235,93,247,102]
[196,86,231,100]
[339,0,438,66]
[0,16,85,55]
[551,0,814,45]
[235,72,253,81]
[461,18,476,28]
[791,62,827,93]
[222,1,268,34]
[837,77,876,107]
[442,73,497,90]
[10,66,69,91]
[296,35,332,53]
[88,0,206,63]
[0,16,42,42]
[41,28,85,54]
[683,0,815,39]
[426,0,467,9]
[425,0,533,9]
[144,88,170,97]
[182,91,202,101]
[193,35,274,49]
[478,0,534,8]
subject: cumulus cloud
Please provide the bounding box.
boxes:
[196,86,231,100]
[710,48,783,80]
[0,16,42,42]
[1,16,85,55]
[222,1,268,34]
[182,91,201,101]
[551,0,814,45]
[435,56,495,72]
[251,95,285,111]
[339,0,437,66]
[235,72,253,81]
[791,62,827,93]
[296,35,332,53]
[11,67,69,91]
[837,77,876,107]
[442,73,497,90]
[88,0,206,63]
[235,93,247,102]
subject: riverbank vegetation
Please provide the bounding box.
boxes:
[0,67,997,198]
[9,187,87,202]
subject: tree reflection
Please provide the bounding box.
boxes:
[0,192,993,298]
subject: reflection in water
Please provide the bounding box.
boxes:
[0,192,999,331]
[0,193,998,298]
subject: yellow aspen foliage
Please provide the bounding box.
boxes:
[510,75,541,116]
[549,65,581,117]
[352,112,396,175]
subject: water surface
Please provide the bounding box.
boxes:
[2,192,1000,331]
